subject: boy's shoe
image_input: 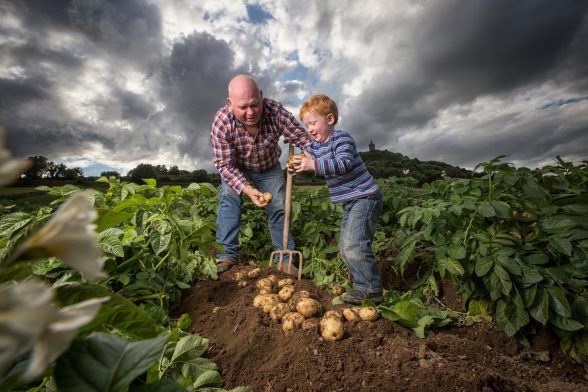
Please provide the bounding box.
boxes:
[341,290,384,305]
[216,259,236,273]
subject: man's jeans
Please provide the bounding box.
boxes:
[339,190,383,294]
[216,163,294,262]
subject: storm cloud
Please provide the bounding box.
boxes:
[0,0,586,174]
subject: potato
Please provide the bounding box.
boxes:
[247,268,261,278]
[323,310,343,321]
[259,289,272,295]
[287,154,304,172]
[261,295,280,313]
[331,285,344,296]
[282,317,296,332]
[301,318,319,332]
[253,293,279,309]
[255,278,273,292]
[232,271,245,281]
[269,303,290,323]
[320,317,344,341]
[252,294,270,308]
[278,285,295,302]
[282,312,305,332]
[237,280,248,288]
[257,192,272,203]
[358,306,379,321]
[267,274,279,285]
[288,290,310,310]
[342,308,360,321]
[296,298,323,318]
[278,278,294,289]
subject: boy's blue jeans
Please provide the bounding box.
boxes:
[215,163,294,262]
[339,190,383,294]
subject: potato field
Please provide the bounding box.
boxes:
[0,156,587,391]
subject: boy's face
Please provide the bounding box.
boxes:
[302,111,335,143]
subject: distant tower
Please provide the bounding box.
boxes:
[369,140,375,152]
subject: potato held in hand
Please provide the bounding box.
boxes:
[258,192,272,203]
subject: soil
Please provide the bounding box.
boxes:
[173,265,588,392]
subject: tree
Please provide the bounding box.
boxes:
[127,164,160,182]
[53,163,67,179]
[62,167,83,180]
[24,155,49,178]
[191,169,208,183]
[100,171,120,178]
[168,165,180,175]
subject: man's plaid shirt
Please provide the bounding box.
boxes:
[211,98,310,194]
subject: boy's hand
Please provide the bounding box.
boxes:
[294,152,315,173]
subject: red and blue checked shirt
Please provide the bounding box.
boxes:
[211,98,310,194]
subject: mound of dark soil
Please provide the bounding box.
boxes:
[173,265,588,392]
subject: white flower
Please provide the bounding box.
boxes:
[0,127,30,186]
[0,279,55,374]
[402,169,411,175]
[0,279,109,380]
[16,192,106,280]
[24,296,109,380]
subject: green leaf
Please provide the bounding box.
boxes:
[56,284,160,339]
[192,370,223,388]
[98,229,125,257]
[549,313,584,332]
[171,335,209,364]
[441,257,464,276]
[495,299,519,337]
[519,266,543,286]
[0,212,32,237]
[540,215,577,233]
[491,201,511,219]
[143,178,157,187]
[243,226,253,238]
[477,202,496,218]
[181,357,219,381]
[97,211,133,232]
[55,332,169,392]
[529,288,549,325]
[525,253,549,265]
[448,243,466,260]
[130,379,186,392]
[150,229,171,255]
[493,263,512,296]
[548,286,572,318]
[475,257,493,277]
[520,284,537,307]
[414,315,435,338]
[548,237,573,256]
[379,301,421,328]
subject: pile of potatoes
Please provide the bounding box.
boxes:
[242,271,379,341]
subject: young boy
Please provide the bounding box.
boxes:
[292,94,384,304]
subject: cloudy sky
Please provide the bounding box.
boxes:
[1,0,587,176]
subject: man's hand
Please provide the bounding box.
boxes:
[294,151,315,173]
[242,185,270,207]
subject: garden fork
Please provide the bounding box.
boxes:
[268,142,303,280]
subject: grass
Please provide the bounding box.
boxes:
[0,186,58,214]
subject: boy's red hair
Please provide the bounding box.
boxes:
[299,94,338,124]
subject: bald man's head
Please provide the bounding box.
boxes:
[227,75,263,129]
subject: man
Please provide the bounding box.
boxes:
[210,75,310,273]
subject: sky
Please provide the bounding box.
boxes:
[0,0,587,176]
